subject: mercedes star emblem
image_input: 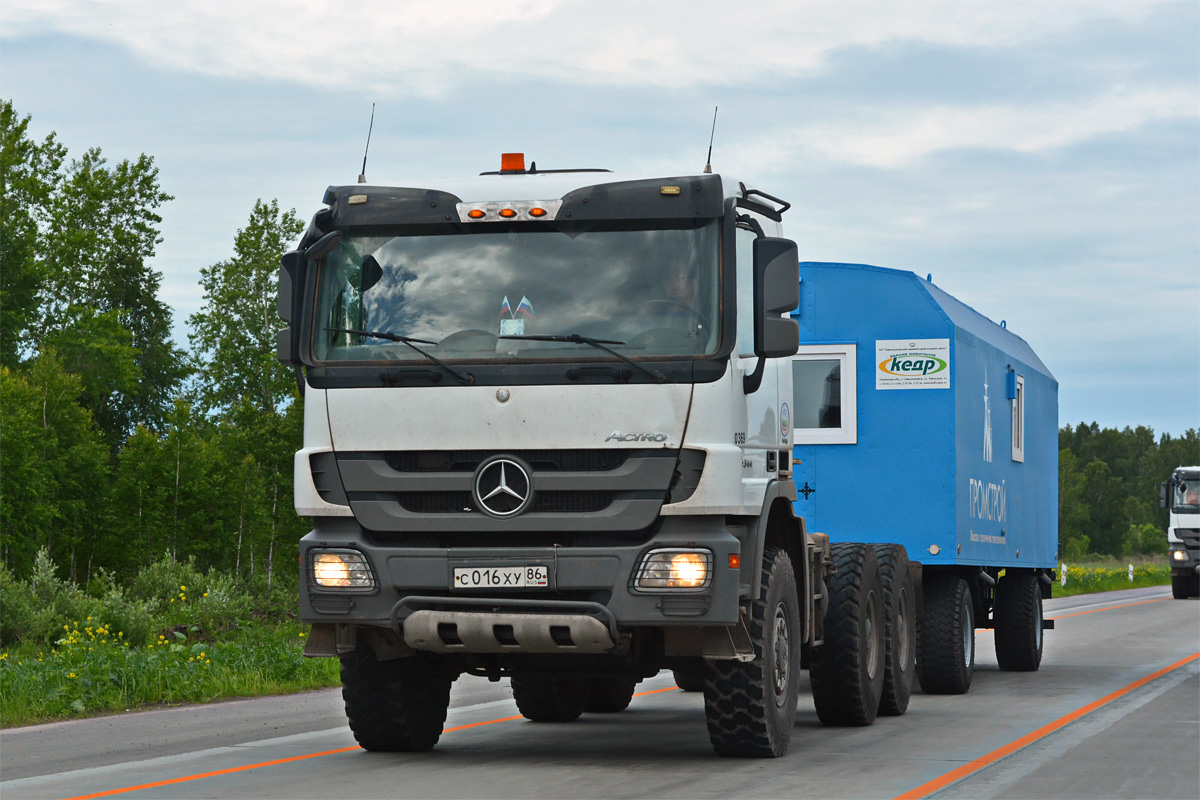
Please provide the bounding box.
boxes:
[473,456,533,518]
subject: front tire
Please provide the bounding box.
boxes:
[511,675,588,722]
[917,575,975,694]
[703,546,801,758]
[994,571,1044,671]
[340,646,452,752]
[810,542,886,726]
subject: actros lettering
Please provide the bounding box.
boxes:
[969,478,1007,522]
[605,431,668,442]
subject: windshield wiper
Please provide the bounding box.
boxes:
[500,333,665,383]
[326,327,474,385]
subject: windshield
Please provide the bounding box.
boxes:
[1173,473,1200,513]
[311,220,720,364]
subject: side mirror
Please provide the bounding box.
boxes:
[753,237,799,358]
[277,250,305,365]
[1160,481,1169,509]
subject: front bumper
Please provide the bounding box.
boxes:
[298,515,744,648]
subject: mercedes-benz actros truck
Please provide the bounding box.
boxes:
[279,153,1055,757]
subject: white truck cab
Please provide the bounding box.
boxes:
[1162,466,1200,598]
[278,155,912,757]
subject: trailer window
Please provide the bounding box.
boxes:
[791,345,857,444]
[1011,373,1025,463]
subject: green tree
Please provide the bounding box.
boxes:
[187,200,306,587]
[0,350,108,578]
[37,146,185,448]
[189,199,304,415]
[0,101,65,368]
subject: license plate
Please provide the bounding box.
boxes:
[453,565,549,589]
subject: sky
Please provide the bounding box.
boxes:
[2,0,1198,437]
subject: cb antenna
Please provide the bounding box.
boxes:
[703,106,718,174]
[358,103,375,184]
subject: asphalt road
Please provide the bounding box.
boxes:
[2,586,1197,800]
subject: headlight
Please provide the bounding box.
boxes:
[1171,549,1189,562]
[309,549,376,591]
[633,548,712,592]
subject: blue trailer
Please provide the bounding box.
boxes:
[788,261,1058,692]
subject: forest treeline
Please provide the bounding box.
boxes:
[1,101,1196,587]
[1,100,304,587]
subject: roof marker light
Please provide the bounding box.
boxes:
[660,186,681,195]
[468,209,486,219]
[499,208,517,218]
[529,207,546,217]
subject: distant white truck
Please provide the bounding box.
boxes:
[1161,466,1200,599]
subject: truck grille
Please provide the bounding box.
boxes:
[384,450,628,473]
[397,491,618,514]
[339,449,677,532]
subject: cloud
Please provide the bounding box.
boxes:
[3,0,1164,94]
[732,87,1198,170]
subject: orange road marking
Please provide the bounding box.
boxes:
[1047,596,1166,621]
[893,651,1200,800]
[60,746,363,800]
[61,684,686,799]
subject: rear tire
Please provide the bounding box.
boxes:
[511,675,587,722]
[703,546,800,758]
[584,676,638,713]
[340,646,452,752]
[810,542,886,726]
[874,544,916,716]
[917,575,975,694]
[672,663,706,692]
[994,571,1044,671]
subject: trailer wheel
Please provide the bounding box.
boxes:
[873,544,916,716]
[511,675,588,722]
[672,663,706,692]
[340,646,452,751]
[994,571,1044,671]
[584,676,638,713]
[703,546,800,758]
[810,542,886,726]
[1171,574,1199,599]
[917,575,975,694]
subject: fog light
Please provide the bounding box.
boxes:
[633,549,712,592]
[1172,550,1188,562]
[310,549,376,591]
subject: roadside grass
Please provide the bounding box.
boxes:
[0,550,340,728]
[0,551,1174,728]
[0,622,340,727]
[1052,559,1172,598]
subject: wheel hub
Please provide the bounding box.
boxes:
[772,602,790,702]
[865,591,880,680]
